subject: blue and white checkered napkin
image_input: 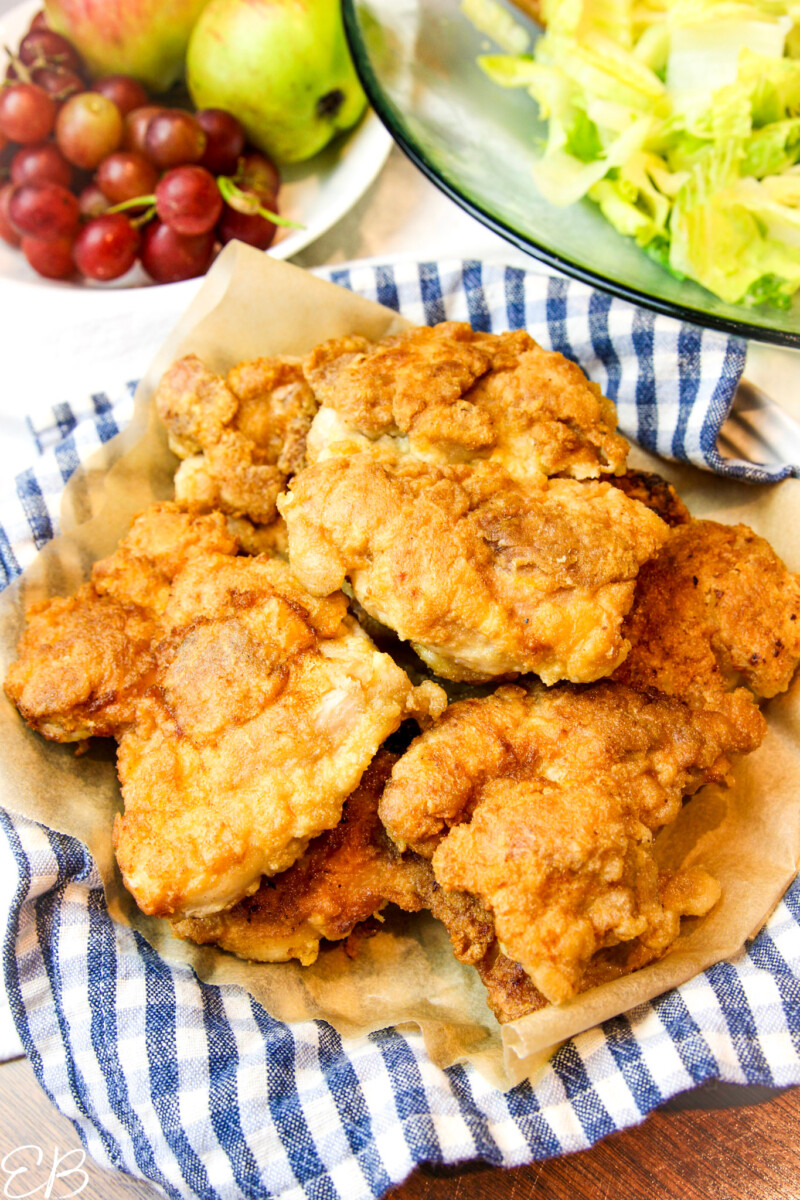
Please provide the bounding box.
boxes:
[3,260,800,1200]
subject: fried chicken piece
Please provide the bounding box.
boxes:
[172,751,428,962]
[608,470,691,528]
[433,777,721,1005]
[380,683,761,1004]
[304,323,629,484]
[614,520,800,707]
[469,865,719,1023]
[381,683,762,854]
[172,747,507,982]
[4,504,237,741]
[279,455,668,683]
[155,354,317,527]
[113,554,446,918]
[154,354,237,457]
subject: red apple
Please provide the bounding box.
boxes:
[44,0,212,91]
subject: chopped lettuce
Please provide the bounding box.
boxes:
[468,0,800,307]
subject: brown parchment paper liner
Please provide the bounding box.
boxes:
[1,242,799,1092]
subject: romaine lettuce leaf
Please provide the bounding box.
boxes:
[475,0,800,306]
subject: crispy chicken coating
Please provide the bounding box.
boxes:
[303,322,629,484]
[155,354,317,527]
[279,455,669,683]
[614,520,800,707]
[171,750,511,984]
[6,501,446,921]
[4,504,237,741]
[171,751,431,963]
[471,854,729,1021]
[113,554,446,918]
[380,683,762,1004]
[607,470,691,528]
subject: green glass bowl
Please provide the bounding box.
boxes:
[343,0,800,347]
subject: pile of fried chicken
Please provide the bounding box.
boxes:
[7,322,800,1024]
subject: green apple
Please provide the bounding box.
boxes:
[45,0,211,91]
[186,0,367,164]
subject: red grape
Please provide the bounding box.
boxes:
[156,166,222,236]
[74,213,139,281]
[123,105,163,155]
[11,141,72,188]
[196,109,245,176]
[140,220,215,283]
[238,150,280,204]
[92,76,149,118]
[0,183,21,247]
[19,29,84,75]
[77,182,110,218]
[218,199,277,251]
[28,11,50,32]
[96,151,157,204]
[144,110,206,169]
[0,83,56,143]
[21,234,74,279]
[56,92,123,169]
[8,182,79,240]
[216,149,281,250]
[32,66,84,104]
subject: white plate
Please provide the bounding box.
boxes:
[0,0,392,292]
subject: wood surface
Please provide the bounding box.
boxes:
[0,1054,797,1199]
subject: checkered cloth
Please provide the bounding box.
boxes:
[2,260,800,1200]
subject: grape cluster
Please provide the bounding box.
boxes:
[0,10,284,284]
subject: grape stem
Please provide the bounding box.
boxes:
[217,174,303,229]
[130,204,157,229]
[3,46,32,84]
[107,194,157,214]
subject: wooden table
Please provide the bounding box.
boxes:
[0,1053,797,1200]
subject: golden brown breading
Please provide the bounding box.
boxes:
[171,751,509,980]
[380,683,763,854]
[6,500,446,921]
[155,354,317,527]
[279,454,669,684]
[433,777,721,1005]
[304,322,629,483]
[607,470,691,528]
[113,553,446,919]
[227,357,317,477]
[176,432,283,525]
[4,504,237,741]
[614,520,800,706]
[379,683,760,1004]
[91,502,239,614]
[154,354,237,458]
[172,751,431,963]
[225,515,289,559]
[471,946,547,1024]
[4,593,157,743]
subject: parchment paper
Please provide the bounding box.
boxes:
[1,241,799,1091]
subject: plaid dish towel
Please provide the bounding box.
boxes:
[2,260,800,1200]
